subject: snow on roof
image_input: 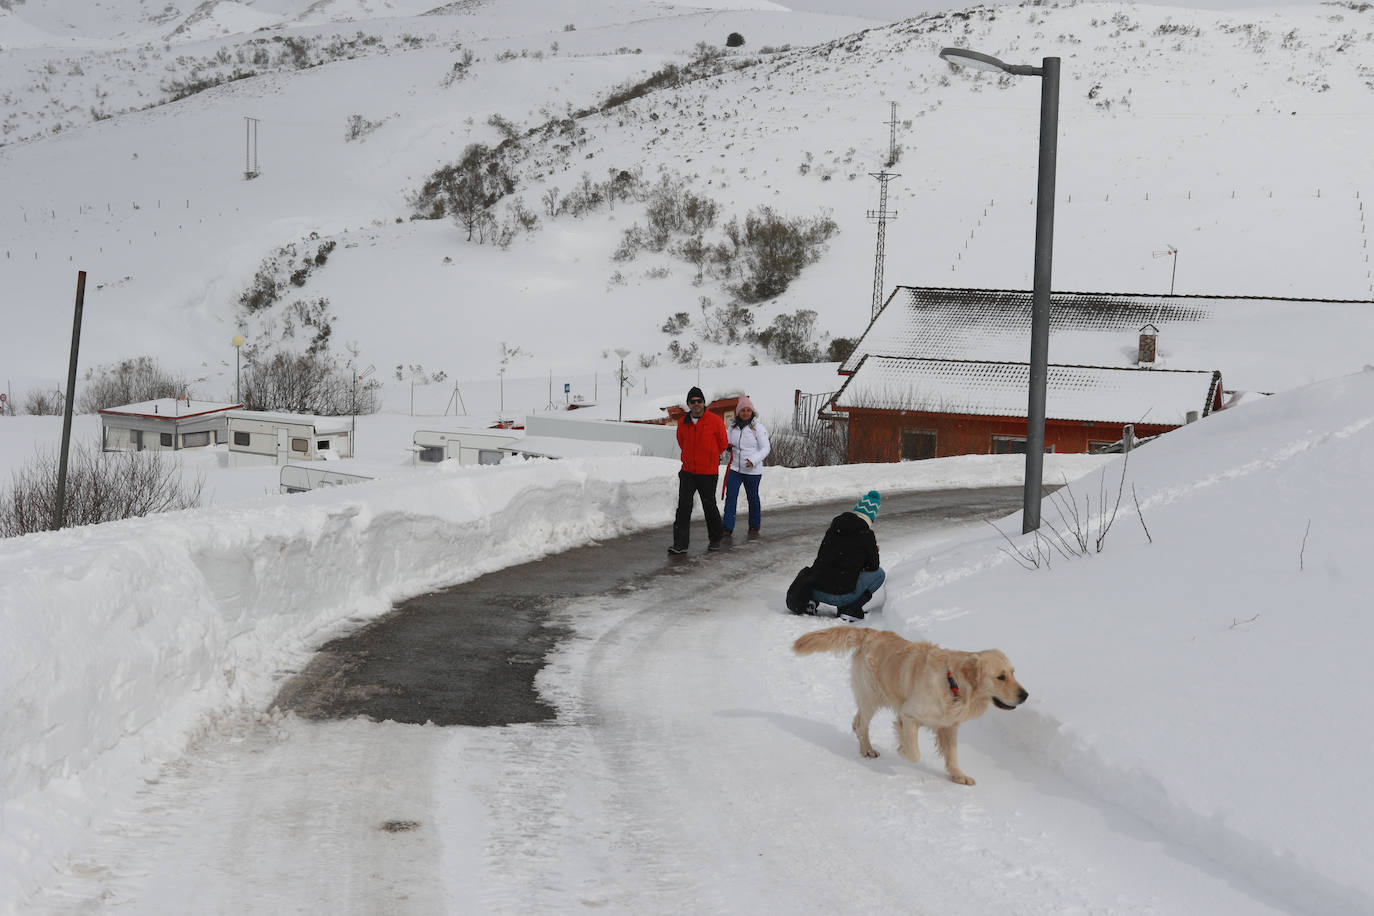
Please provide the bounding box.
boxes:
[502,436,642,459]
[845,287,1374,392]
[98,398,242,420]
[833,356,1220,427]
[225,409,352,434]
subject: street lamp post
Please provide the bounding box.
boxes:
[939,47,1061,534]
[231,334,245,403]
[614,348,631,422]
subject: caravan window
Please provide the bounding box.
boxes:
[160,433,174,447]
[233,431,250,446]
[291,438,308,452]
[419,447,444,462]
[478,449,504,465]
[317,440,330,451]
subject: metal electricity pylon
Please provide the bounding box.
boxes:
[867,170,899,320]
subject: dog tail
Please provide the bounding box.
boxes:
[792,625,873,657]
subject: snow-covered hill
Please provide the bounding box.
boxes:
[3,0,1373,415]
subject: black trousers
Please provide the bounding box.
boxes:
[672,470,724,548]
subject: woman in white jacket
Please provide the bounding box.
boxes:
[722,394,770,536]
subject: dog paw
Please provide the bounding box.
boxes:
[860,747,880,758]
[949,772,976,786]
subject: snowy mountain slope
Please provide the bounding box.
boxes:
[3,0,1373,410]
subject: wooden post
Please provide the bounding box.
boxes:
[54,270,87,530]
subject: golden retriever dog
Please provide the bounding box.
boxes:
[793,627,1029,785]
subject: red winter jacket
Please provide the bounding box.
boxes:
[677,410,729,475]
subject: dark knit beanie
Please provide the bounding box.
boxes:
[687,386,706,404]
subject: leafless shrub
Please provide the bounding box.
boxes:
[992,455,1150,570]
[0,441,203,538]
[23,389,65,416]
[242,353,379,415]
[764,411,847,468]
[77,356,187,413]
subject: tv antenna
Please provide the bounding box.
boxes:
[1152,244,1178,294]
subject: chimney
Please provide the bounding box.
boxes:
[1138,323,1159,367]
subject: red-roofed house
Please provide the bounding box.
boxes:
[832,286,1374,462]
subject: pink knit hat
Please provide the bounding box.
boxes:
[736,393,755,413]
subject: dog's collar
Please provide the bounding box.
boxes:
[946,669,960,698]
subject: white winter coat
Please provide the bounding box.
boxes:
[726,418,770,476]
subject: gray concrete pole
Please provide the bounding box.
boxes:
[1022,57,1060,534]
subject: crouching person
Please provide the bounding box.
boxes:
[807,490,886,622]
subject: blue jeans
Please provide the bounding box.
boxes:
[722,470,762,532]
[812,568,886,609]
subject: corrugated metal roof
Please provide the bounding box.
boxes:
[833,356,1219,426]
[842,287,1374,392]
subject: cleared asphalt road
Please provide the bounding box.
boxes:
[273,486,1024,727]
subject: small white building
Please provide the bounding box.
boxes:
[226,409,353,466]
[99,398,242,452]
[522,413,679,459]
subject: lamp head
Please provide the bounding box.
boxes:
[939,47,1008,73]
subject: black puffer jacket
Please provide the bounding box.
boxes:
[811,511,880,594]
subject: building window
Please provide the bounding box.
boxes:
[160,432,174,448]
[291,437,309,452]
[233,431,251,447]
[182,431,210,448]
[418,447,445,463]
[215,429,226,444]
[900,429,937,461]
[992,436,1054,455]
[133,430,144,451]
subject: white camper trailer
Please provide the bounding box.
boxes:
[279,464,375,494]
[227,410,353,466]
[99,398,241,452]
[413,429,519,466]
[279,459,414,494]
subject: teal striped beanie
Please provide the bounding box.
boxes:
[852,490,881,523]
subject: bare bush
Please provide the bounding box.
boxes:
[991,455,1150,570]
[764,413,848,468]
[752,309,822,363]
[242,353,379,416]
[0,442,203,537]
[23,389,65,415]
[77,356,187,413]
[727,207,838,303]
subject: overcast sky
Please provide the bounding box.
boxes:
[782,0,1328,22]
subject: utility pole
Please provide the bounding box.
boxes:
[867,170,899,321]
[244,116,260,180]
[884,101,900,167]
[54,270,87,530]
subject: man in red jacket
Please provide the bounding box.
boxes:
[669,386,730,554]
